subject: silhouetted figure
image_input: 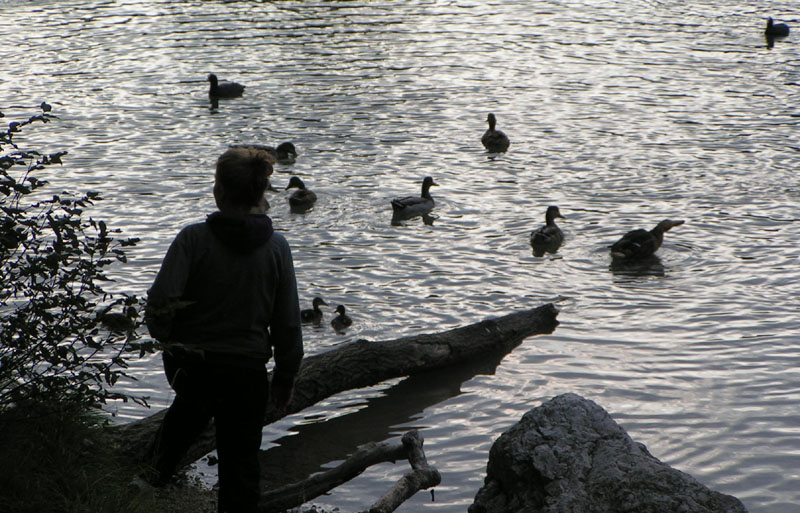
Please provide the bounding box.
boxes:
[146,146,303,513]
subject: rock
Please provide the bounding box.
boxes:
[469,393,748,513]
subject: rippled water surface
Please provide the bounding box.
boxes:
[3,1,800,511]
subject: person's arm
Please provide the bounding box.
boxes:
[269,237,304,411]
[145,229,193,343]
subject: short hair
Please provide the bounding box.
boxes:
[214,147,273,209]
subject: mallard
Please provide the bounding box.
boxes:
[765,17,790,38]
[481,113,510,153]
[530,206,565,255]
[285,176,317,210]
[609,219,684,260]
[96,305,138,335]
[330,305,353,332]
[391,176,438,222]
[272,142,298,165]
[208,73,245,99]
[300,297,328,324]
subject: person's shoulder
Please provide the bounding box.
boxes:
[170,220,211,246]
[177,220,209,236]
[268,230,291,249]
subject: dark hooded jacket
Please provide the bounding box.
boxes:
[146,212,303,376]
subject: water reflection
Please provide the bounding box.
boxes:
[258,353,508,490]
[608,254,665,278]
[531,238,562,258]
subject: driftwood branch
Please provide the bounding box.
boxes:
[258,430,438,513]
[114,303,560,470]
[368,430,441,513]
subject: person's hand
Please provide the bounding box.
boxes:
[271,371,295,415]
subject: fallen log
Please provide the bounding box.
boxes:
[114,303,559,469]
[258,430,439,513]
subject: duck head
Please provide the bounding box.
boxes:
[545,205,564,222]
[312,297,328,308]
[334,305,347,316]
[285,176,306,190]
[486,113,497,130]
[654,219,684,233]
[207,73,218,85]
[276,142,297,159]
[422,176,438,189]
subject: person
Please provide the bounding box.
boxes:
[145,146,304,513]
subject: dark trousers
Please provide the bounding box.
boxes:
[150,351,269,513]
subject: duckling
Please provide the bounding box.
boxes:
[765,17,790,38]
[609,219,684,260]
[481,113,510,153]
[208,73,245,99]
[285,176,317,210]
[391,176,438,223]
[530,206,565,255]
[229,142,297,165]
[330,305,353,332]
[300,297,328,324]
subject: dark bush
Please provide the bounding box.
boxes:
[0,103,156,414]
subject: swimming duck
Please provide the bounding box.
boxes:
[272,142,298,165]
[391,176,438,222]
[330,305,353,332]
[530,206,565,255]
[300,297,328,324]
[96,305,138,335]
[285,176,317,210]
[609,219,684,260]
[229,142,297,165]
[208,73,245,99]
[481,113,510,153]
[765,17,790,38]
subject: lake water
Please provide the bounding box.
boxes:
[2,1,799,511]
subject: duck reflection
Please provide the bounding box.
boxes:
[609,254,665,278]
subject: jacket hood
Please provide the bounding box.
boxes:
[206,212,274,253]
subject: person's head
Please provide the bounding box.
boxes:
[213,147,273,213]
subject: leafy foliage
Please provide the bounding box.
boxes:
[0,103,157,413]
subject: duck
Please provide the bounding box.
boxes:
[285,176,317,210]
[609,219,684,260]
[530,206,565,255]
[391,176,438,222]
[229,142,297,165]
[208,73,245,99]
[271,142,298,165]
[300,297,328,324]
[96,305,138,335]
[330,305,353,332]
[481,113,510,153]
[765,17,790,39]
